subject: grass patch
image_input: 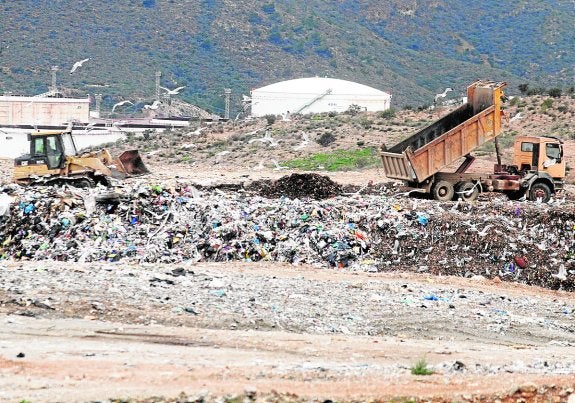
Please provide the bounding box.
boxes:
[410,358,433,375]
[283,147,381,171]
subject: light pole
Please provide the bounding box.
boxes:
[223,88,231,120]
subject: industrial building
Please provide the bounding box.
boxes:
[0,96,90,127]
[250,77,392,117]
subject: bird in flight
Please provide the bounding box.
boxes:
[272,159,288,171]
[248,130,278,147]
[70,58,90,74]
[293,131,309,151]
[160,86,186,95]
[434,88,453,102]
[84,122,97,133]
[143,100,161,110]
[112,100,133,112]
[510,112,523,122]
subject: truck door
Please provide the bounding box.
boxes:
[543,141,566,178]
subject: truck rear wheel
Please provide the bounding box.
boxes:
[506,189,526,201]
[529,182,551,203]
[455,182,479,202]
[431,180,455,201]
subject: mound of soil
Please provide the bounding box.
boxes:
[248,173,342,199]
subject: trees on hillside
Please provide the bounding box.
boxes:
[518,84,570,98]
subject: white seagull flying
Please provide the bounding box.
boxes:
[143,100,161,110]
[293,131,309,151]
[70,58,90,74]
[434,87,453,102]
[160,86,186,95]
[551,265,567,281]
[112,100,133,112]
[248,130,278,147]
[510,112,523,122]
[272,159,288,171]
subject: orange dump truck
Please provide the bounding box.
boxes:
[380,81,565,202]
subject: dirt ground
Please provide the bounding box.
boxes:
[1,261,575,402]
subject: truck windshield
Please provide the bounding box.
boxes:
[521,142,534,152]
[60,132,77,156]
[546,143,561,160]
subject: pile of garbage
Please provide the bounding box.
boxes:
[0,177,574,291]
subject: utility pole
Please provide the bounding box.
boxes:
[155,71,162,102]
[95,93,102,118]
[162,92,171,105]
[50,66,59,93]
[223,88,231,120]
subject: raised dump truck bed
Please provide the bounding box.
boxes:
[381,81,505,183]
[380,80,566,203]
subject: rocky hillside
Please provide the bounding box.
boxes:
[96,93,575,183]
[0,1,574,113]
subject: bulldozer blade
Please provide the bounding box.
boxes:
[115,150,150,176]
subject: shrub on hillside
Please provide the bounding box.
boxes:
[317,132,336,147]
[377,108,396,119]
[527,87,545,96]
[541,99,553,111]
[548,88,562,98]
[346,104,362,116]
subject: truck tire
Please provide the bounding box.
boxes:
[456,182,479,202]
[431,180,455,201]
[506,189,526,201]
[529,182,552,203]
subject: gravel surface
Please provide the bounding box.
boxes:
[2,261,575,348]
[1,261,575,402]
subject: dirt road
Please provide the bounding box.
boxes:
[1,261,575,402]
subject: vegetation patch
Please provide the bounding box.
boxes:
[282,147,380,171]
[410,358,433,376]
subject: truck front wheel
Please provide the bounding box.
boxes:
[431,180,455,201]
[529,182,552,203]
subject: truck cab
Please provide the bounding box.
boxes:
[506,135,565,202]
[513,135,565,178]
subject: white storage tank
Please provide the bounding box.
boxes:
[250,77,392,117]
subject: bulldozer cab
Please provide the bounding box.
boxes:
[28,130,79,167]
[15,126,149,186]
[513,136,565,179]
[29,132,65,170]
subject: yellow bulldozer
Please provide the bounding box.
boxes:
[13,125,149,187]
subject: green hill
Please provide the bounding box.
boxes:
[0,0,573,115]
